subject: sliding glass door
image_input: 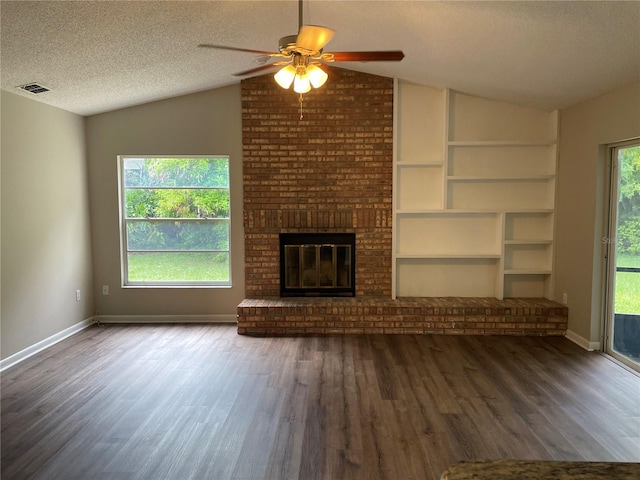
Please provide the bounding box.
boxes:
[605,141,640,372]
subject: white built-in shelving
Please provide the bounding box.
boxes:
[392,81,558,300]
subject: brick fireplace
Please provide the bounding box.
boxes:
[237,68,568,336]
[241,67,393,299]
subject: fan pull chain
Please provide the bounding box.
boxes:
[298,94,304,120]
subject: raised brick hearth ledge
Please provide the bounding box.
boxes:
[236,297,568,336]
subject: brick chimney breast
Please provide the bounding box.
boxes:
[242,67,393,298]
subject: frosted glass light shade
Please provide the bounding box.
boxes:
[274,65,296,89]
[293,75,311,94]
[307,65,328,88]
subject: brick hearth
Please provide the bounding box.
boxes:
[237,297,568,336]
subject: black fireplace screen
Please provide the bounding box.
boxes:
[280,233,355,297]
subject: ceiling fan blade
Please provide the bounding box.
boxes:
[330,51,405,62]
[198,44,279,56]
[295,25,335,52]
[232,63,280,77]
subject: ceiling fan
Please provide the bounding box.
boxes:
[197,0,404,96]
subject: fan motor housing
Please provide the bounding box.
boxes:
[278,35,298,54]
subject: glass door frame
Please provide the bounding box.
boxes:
[604,138,640,372]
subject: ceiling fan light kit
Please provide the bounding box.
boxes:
[293,74,311,94]
[274,55,329,93]
[274,64,297,89]
[307,64,328,89]
[198,0,404,117]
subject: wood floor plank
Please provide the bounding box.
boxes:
[2,324,639,480]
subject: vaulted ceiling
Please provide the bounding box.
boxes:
[1,1,639,116]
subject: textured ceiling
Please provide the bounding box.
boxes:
[1,1,639,116]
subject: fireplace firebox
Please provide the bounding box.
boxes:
[280,233,355,297]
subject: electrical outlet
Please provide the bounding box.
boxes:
[102,285,109,295]
[562,293,568,304]
[76,289,81,302]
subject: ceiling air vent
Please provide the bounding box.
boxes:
[16,83,51,95]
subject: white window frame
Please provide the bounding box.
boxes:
[117,155,232,288]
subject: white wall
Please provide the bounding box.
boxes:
[1,91,94,359]
[85,85,244,318]
[555,82,640,346]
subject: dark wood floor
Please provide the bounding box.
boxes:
[2,324,639,480]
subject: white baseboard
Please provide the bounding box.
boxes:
[96,314,237,324]
[1,316,96,372]
[565,329,601,351]
[1,314,236,372]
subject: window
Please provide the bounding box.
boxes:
[118,156,231,286]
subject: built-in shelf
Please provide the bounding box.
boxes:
[396,254,501,259]
[447,140,556,146]
[397,161,444,167]
[504,240,552,245]
[397,164,444,210]
[397,209,554,214]
[393,82,558,300]
[447,179,555,210]
[396,257,501,298]
[504,269,553,275]
[397,82,445,165]
[447,90,557,143]
[447,175,555,181]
